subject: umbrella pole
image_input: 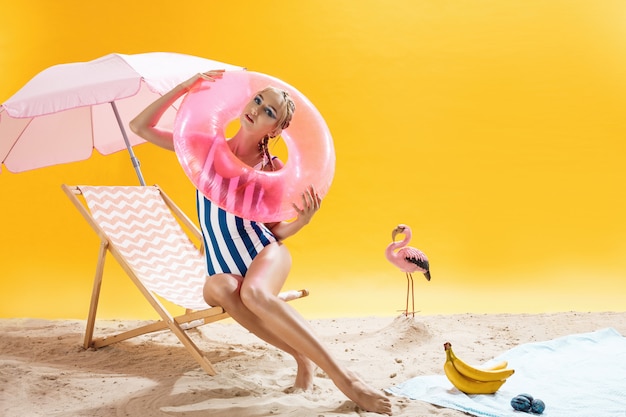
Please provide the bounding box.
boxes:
[110,101,146,186]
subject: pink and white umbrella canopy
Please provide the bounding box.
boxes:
[0,52,243,177]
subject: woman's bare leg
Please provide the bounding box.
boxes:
[204,273,316,390]
[205,241,392,415]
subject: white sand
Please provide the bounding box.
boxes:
[1,311,624,416]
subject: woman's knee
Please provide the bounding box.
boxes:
[239,283,274,313]
[203,274,241,307]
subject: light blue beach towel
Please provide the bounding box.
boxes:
[387,328,626,417]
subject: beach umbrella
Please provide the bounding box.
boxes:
[0,52,243,184]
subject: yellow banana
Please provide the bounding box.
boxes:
[443,343,508,394]
[444,359,506,394]
[484,360,508,371]
[445,342,515,382]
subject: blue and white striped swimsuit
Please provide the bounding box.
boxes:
[196,190,277,277]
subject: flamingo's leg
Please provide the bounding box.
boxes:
[404,273,410,316]
[409,273,415,317]
[405,272,415,317]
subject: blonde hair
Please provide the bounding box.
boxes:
[260,87,296,132]
[259,87,296,171]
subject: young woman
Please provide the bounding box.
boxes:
[129,70,392,415]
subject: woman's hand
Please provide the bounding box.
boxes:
[180,69,225,91]
[268,185,321,240]
[292,185,321,225]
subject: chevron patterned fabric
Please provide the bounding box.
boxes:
[80,186,210,311]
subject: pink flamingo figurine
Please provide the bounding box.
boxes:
[385,224,431,317]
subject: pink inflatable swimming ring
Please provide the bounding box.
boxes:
[173,70,335,223]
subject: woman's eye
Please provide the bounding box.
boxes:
[254,96,262,104]
[265,108,277,119]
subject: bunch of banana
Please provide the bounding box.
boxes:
[443,342,515,394]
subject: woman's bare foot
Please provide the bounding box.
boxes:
[334,369,392,415]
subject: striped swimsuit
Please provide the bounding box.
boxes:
[196,191,277,277]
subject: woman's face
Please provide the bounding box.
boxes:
[240,89,286,138]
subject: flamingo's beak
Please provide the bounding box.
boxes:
[391,225,405,241]
[424,271,431,281]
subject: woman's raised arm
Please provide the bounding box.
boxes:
[129,70,225,151]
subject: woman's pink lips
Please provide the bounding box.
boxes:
[245,114,254,123]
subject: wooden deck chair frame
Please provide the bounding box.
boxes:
[62,184,308,376]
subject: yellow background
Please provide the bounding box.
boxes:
[1,0,624,319]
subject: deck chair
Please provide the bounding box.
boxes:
[62,184,308,375]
